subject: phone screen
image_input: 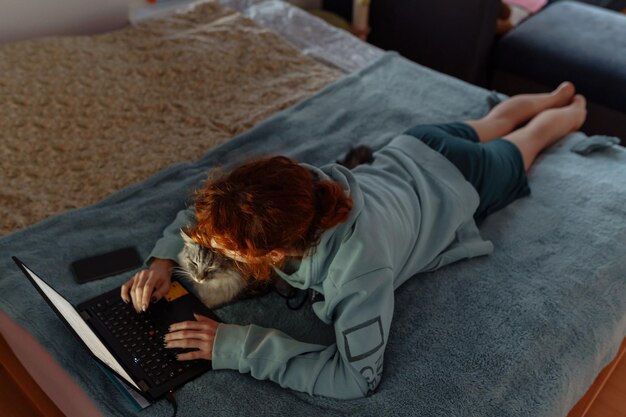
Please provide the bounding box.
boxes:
[71,247,143,284]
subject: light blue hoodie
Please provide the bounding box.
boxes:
[147,134,493,399]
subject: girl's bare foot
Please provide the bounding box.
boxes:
[466,81,577,143]
[550,81,576,108]
[503,93,587,170]
[568,94,587,132]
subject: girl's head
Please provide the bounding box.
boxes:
[187,156,352,280]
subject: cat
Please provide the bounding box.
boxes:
[177,145,374,309]
[176,231,274,308]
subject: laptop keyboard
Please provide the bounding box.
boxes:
[93,296,192,387]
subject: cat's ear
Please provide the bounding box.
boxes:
[180,228,195,244]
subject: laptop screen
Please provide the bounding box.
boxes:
[20,263,140,390]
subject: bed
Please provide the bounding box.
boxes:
[1,1,625,417]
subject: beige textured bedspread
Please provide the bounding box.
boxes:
[0,1,341,236]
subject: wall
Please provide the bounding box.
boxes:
[1,0,133,44]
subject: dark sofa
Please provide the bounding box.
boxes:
[323,0,626,141]
[323,0,501,86]
[492,1,626,140]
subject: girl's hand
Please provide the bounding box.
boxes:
[164,313,218,361]
[120,259,174,313]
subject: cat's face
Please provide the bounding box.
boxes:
[178,230,231,283]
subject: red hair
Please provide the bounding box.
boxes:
[187,156,352,280]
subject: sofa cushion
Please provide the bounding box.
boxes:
[495,1,626,113]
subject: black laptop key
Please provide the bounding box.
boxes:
[146,370,159,378]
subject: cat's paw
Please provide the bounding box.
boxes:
[338,145,374,169]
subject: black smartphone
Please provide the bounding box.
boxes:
[71,247,143,284]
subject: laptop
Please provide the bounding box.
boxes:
[12,256,221,402]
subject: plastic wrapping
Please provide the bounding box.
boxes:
[131,0,383,73]
[239,1,382,73]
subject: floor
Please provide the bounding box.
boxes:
[587,351,626,417]
[569,338,626,417]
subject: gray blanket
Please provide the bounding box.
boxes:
[1,52,625,417]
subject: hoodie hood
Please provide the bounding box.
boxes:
[273,162,363,290]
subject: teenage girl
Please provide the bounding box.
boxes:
[121,83,586,399]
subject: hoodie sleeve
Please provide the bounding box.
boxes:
[144,205,196,267]
[211,268,394,399]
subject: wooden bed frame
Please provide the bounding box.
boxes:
[0,334,64,417]
[567,337,626,417]
[1,333,624,417]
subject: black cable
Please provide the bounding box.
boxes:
[273,285,324,310]
[286,290,308,310]
[166,390,178,417]
[274,284,307,310]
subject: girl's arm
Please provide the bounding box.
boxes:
[145,205,196,267]
[211,268,395,399]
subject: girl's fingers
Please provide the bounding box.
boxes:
[169,318,218,332]
[129,273,140,312]
[165,338,209,350]
[164,329,215,342]
[193,313,211,322]
[140,273,158,312]
[129,271,142,311]
[165,338,213,358]
[176,350,210,361]
[132,271,149,312]
[120,276,135,303]
[120,269,171,311]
